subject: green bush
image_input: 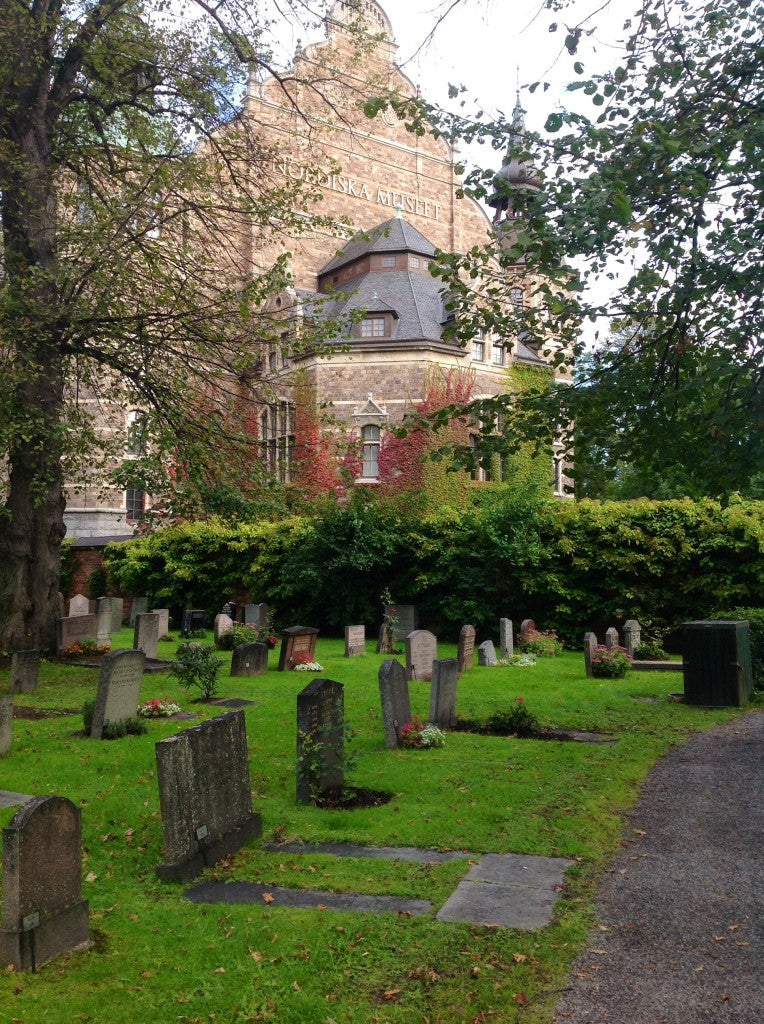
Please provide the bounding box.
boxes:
[82,699,147,738]
[484,697,540,736]
[591,645,631,679]
[87,565,107,599]
[171,642,222,700]
[522,629,564,657]
[634,638,669,661]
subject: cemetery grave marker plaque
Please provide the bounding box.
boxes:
[457,625,476,676]
[244,603,270,626]
[605,627,620,650]
[583,632,598,678]
[405,630,437,682]
[130,596,148,627]
[90,650,146,739]
[477,640,498,667]
[153,608,170,637]
[68,594,91,617]
[378,660,411,749]
[296,678,344,804]
[213,613,234,647]
[109,597,124,633]
[10,651,40,695]
[385,604,418,642]
[96,597,114,642]
[0,696,12,756]
[499,618,514,659]
[344,625,366,658]
[56,614,98,656]
[520,619,536,645]
[623,619,642,658]
[278,626,319,671]
[429,659,459,729]
[155,711,261,882]
[182,609,206,637]
[230,642,269,677]
[0,796,90,971]
[134,612,160,660]
[376,615,395,655]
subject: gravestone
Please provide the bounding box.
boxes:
[110,597,124,632]
[405,630,438,681]
[213,613,234,647]
[182,609,206,637]
[278,626,319,670]
[605,627,620,650]
[134,612,160,660]
[95,597,114,642]
[385,604,418,642]
[429,659,459,729]
[344,625,366,658]
[623,619,642,657]
[499,618,514,659]
[10,651,40,694]
[130,596,148,627]
[376,615,396,654]
[155,711,261,882]
[230,642,269,677]
[90,650,145,739]
[244,603,270,626]
[296,678,344,804]
[583,632,598,678]
[520,619,536,645]
[477,640,498,667]
[68,594,91,617]
[56,614,98,656]
[457,625,476,676]
[378,660,411,749]
[0,796,90,971]
[0,696,12,756]
[153,608,170,637]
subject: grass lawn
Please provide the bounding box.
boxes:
[0,632,756,1023]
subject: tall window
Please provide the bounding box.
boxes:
[126,410,147,456]
[510,287,525,309]
[552,455,564,495]
[361,424,381,478]
[261,401,295,482]
[472,338,485,362]
[126,488,145,522]
[491,339,505,365]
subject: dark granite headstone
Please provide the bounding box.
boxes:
[583,632,598,678]
[296,678,344,804]
[90,650,145,739]
[499,618,514,659]
[0,696,12,756]
[155,711,261,882]
[278,626,319,671]
[230,642,268,677]
[623,619,641,657]
[344,625,366,658]
[405,629,437,681]
[429,659,459,729]
[457,625,476,676]
[477,640,497,667]
[182,609,206,637]
[0,796,89,971]
[378,660,411,749]
[130,596,148,627]
[385,604,418,642]
[605,627,619,650]
[134,612,160,660]
[10,651,40,695]
[56,614,98,656]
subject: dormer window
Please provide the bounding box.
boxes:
[410,256,420,269]
[381,255,396,268]
[360,316,387,338]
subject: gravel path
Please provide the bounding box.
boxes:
[554,711,763,1024]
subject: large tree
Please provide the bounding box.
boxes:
[0,0,354,651]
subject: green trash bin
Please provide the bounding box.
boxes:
[682,620,753,707]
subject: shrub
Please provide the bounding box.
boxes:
[521,629,563,657]
[87,565,107,599]
[591,645,632,679]
[633,638,669,661]
[484,697,539,736]
[82,699,147,738]
[219,621,278,651]
[419,724,446,748]
[171,642,222,700]
[64,637,111,656]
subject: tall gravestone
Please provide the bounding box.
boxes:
[405,630,437,681]
[10,651,40,695]
[96,597,114,643]
[230,642,268,677]
[244,603,270,626]
[605,627,620,650]
[182,609,205,637]
[296,678,344,804]
[0,696,12,756]
[278,626,319,670]
[376,615,396,654]
[344,625,366,658]
[583,632,598,678]
[130,596,148,627]
[623,619,642,657]
[68,594,91,617]
[520,619,536,645]
[153,608,170,637]
[56,614,98,656]
[110,598,124,633]
[378,660,411,749]
[155,711,262,882]
[0,796,90,971]
[386,604,418,642]
[134,612,160,660]
[499,618,514,659]
[90,650,145,739]
[457,625,476,676]
[477,640,498,667]
[213,613,234,647]
[429,659,459,729]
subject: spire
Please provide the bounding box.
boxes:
[487,89,542,222]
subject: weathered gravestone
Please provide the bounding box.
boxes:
[278,626,319,671]
[457,625,476,676]
[155,711,262,882]
[0,696,12,756]
[378,660,411,749]
[90,650,145,739]
[230,642,269,678]
[605,627,620,650]
[56,614,98,656]
[376,615,396,655]
[244,603,270,626]
[0,796,90,971]
[96,597,114,642]
[405,630,438,682]
[182,609,206,637]
[344,625,366,658]
[623,619,642,658]
[110,597,124,633]
[213,613,234,647]
[130,596,148,627]
[499,618,514,659]
[429,659,459,729]
[477,640,498,667]
[296,679,344,804]
[385,604,418,642]
[153,608,170,637]
[583,632,598,678]
[10,651,40,695]
[520,619,536,645]
[68,594,91,617]
[134,612,160,660]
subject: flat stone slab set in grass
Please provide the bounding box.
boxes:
[185,843,573,931]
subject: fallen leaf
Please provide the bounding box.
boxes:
[140,971,154,979]
[85,872,97,883]
[292,981,300,991]
[262,893,274,904]
[590,949,607,956]
[213,967,225,974]
[317,903,327,910]
[382,989,402,1001]
[513,953,527,963]
[471,967,480,977]
[714,935,726,942]
[513,992,528,1006]
[728,924,740,931]
[250,951,264,962]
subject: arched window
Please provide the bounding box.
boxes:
[510,287,525,309]
[361,424,381,478]
[125,410,147,456]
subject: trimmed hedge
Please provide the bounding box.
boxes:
[105,496,763,644]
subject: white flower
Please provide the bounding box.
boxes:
[294,661,323,672]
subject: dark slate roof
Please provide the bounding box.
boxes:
[319,217,437,275]
[321,270,448,342]
[514,337,548,365]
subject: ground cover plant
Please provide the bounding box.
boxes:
[0,629,757,1023]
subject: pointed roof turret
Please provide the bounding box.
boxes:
[487,93,542,217]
